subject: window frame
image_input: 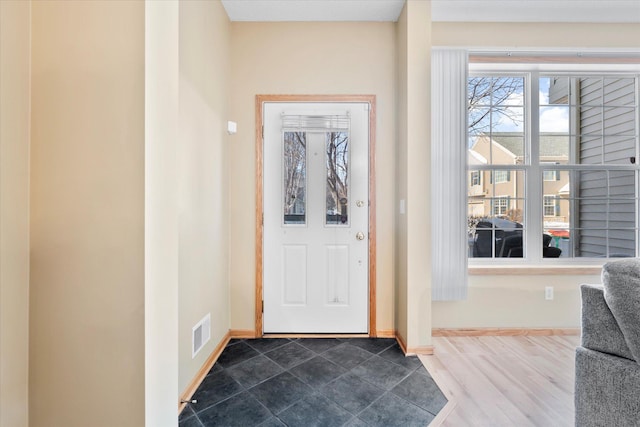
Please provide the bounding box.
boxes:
[468,64,640,265]
[542,162,560,181]
[492,196,509,216]
[493,170,509,184]
[543,195,558,217]
[470,170,481,187]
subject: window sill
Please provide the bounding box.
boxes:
[468,264,603,276]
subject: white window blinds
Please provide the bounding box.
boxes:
[431,48,469,301]
[281,114,350,132]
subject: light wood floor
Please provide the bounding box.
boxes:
[420,335,580,427]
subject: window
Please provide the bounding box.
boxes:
[492,196,509,216]
[325,131,350,225]
[470,170,481,186]
[543,195,558,217]
[493,170,509,183]
[283,131,307,224]
[543,163,560,181]
[468,67,639,260]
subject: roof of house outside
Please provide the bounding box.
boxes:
[469,149,488,165]
[489,132,569,158]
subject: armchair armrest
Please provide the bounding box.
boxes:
[581,284,635,362]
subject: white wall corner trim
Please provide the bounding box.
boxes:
[145,1,180,426]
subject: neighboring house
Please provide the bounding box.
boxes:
[468,132,570,225]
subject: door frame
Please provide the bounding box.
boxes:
[255,94,377,337]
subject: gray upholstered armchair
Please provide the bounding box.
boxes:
[575,259,640,426]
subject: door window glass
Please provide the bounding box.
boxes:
[283,131,307,225]
[326,131,349,225]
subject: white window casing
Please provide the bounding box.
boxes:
[467,54,640,264]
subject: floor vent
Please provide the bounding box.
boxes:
[192,313,211,358]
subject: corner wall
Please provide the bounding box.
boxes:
[29,1,145,426]
[395,5,409,348]
[145,1,180,425]
[178,0,231,394]
[395,1,432,352]
[0,2,31,426]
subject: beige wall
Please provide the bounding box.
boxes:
[432,22,640,48]
[178,0,231,394]
[432,21,639,329]
[405,0,432,352]
[228,22,397,333]
[394,1,433,352]
[0,2,31,426]
[30,2,145,426]
[433,273,601,328]
[395,3,409,349]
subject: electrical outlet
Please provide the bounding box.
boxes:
[545,286,554,300]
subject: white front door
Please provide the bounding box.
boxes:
[263,102,369,333]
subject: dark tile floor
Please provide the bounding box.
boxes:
[179,338,447,427]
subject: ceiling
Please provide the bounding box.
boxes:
[220,0,640,23]
[221,0,405,22]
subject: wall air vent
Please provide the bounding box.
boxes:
[192,313,211,359]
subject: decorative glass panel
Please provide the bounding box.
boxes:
[326,132,349,225]
[283,132,306,225]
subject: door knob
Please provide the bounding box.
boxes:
[356,232,365,241]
